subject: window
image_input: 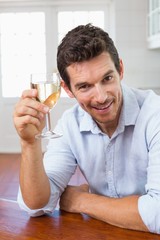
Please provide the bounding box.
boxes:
[148,0,160,48]
[0,1,114,153]
[0,1,113,98]
[0,12,46,97]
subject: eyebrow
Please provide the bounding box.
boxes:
[74,69,115,89]
[102,69,114,78]
[74,82,88,89]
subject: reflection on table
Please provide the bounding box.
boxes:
[0,198,159,240]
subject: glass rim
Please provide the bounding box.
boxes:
[30,72,61,84]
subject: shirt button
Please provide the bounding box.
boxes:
[108,171,112,175]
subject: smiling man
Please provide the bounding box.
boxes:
[14,24,160,234]
[62,52,123,137]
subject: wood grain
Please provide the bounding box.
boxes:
[0,153,86,200]
[0,199,159,240]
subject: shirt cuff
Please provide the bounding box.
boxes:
[138,193,160,234]
[17,181,60,217]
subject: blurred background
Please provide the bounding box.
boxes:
[0,0,160,153]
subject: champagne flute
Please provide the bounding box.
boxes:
[30,72,62,139]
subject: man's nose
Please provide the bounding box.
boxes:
[95,85,108,103]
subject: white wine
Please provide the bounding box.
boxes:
[31,82,61,109]
[30,72,62,139]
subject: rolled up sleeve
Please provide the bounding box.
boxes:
[17,179,60,217]
[138,131,160,234]
[138,191,160,234]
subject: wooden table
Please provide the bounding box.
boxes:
[0,199,159,240]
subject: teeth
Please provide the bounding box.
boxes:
[94,107,107,110]
[98,107,106,110]
[95,103,111,110]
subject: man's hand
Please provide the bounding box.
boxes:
[60,184,89,213]
[13,89,49,143]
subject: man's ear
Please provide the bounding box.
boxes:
[61,80,75,98]
[119,59,124,80]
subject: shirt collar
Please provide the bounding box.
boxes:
[79,83,140,134]
[111,83,140,137]
[79,107,102,134]
[121,83,140,126]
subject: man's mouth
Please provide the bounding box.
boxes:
[92,101,113,110]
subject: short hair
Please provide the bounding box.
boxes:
[57,23,120,89]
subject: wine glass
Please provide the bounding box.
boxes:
[30,72,62,139]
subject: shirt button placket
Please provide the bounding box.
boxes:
[106,142,117,197]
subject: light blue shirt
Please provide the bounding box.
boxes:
[18,83,160,234]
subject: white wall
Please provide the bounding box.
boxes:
[1,0,160,153]
[114,0,160,91]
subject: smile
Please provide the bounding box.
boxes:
[92,101,113,111]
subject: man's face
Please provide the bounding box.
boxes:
[62,52,124,136]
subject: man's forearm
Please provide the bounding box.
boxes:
[60,185,149,232]
[79,193,148,231]
[20,140,50,209]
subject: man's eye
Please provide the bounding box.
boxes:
[104,76,113,81]
[79,85,89,90]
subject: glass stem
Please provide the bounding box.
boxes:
[45,112,51,132]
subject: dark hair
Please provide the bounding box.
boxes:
[57,23,120,89]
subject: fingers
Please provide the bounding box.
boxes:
[15,99,46,120]
[21,89,37,99]
[59,184,90,213]
[14,113,42,129]
[63,184,89,194]
[14,89,49,121]
[13,89,49,141]
[20,89,49,114]
[79,184,89,192]
[13,101,44,133]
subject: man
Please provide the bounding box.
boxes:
[14,24,160,234]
